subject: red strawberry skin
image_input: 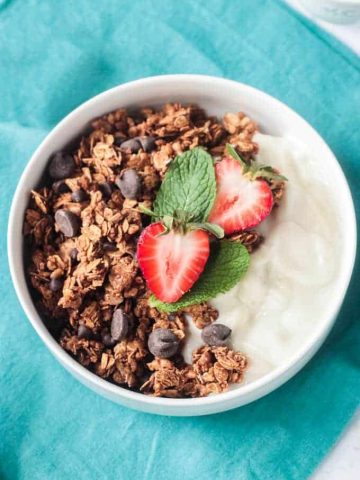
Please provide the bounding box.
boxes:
[137,223,210,303]
[208,157,273,234]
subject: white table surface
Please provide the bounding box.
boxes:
[287,0,360,55]
[312,410,360,479]
[285,3,360,478]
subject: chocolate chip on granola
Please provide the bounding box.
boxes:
[48,152,75,180]
[71,188,88,203]
[102,241,117,252]
[115,169,141,199]
[99,181,113,199]
[49,277,63,292]
[52,180,70,194]
[54,209,80,237]
[201,323,231,347]
[120,138,142,153]
[159,132,180,141]
[102,330,116,348]
[77,325,92,339]
[148,328,180,358]
[111,309,133,342]
[138,136,156,153]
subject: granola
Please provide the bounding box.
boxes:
[23,103,282,398]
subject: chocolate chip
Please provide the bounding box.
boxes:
[52,180,70,194]
[48,152,75,180]
[115,169,141,199]
[77,325,92,339]
[120,138,142,153]
[111,309,133,342]
[102,241,117,252]
[102,330,116,348]
[138,136,156,152]
[71,189,88,202]
[148,328,180,358]
[70,248,78,262]
[54,209,80,237]
[201,324,231,347]
[159,132,180,141]
[114,136,127,147]
[99,182,113,199]
[49,277,63,292]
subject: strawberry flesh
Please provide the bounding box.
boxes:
[137,222,210,303]
[209,157,273,234]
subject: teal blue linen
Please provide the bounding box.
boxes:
[1,0,359,478]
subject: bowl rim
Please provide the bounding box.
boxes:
[7,74,357,410]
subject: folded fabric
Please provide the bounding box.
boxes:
[0,0,359,479]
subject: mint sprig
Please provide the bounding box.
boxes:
[139,206,224,238]
[142,147,250,309]
[187,222,224,239]
[226,144,248,169]
[153,148,216,222]
[226,143,287,182]
[251,165,288,182]
[149,241,250,312]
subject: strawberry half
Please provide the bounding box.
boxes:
[137,222,210,303]
[208,156,274,234]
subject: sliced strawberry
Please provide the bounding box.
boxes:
[137,222,210,303]
[208,156,274,234]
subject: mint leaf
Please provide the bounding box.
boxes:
[149,240,250,312]
[226,144,287,182]
[162,215,174,231]
[226,143,248,170]
[252,165,288,182]
[139,205,157,217]
[153,147,216,222]
[188,222,224,239]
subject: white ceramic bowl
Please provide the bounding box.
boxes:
[8,75,356,416]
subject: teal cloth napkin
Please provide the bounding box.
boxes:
[1,1,359,479]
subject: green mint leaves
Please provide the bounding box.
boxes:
[153,148,217,223]
[187,222,224,239]
[144,147,224,237]
[149,241,250,312]
[226,143,287,182]
[226,144,248,169]
[251,165,288,182]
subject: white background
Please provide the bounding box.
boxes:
[288,0,360,55]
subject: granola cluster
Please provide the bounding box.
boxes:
[141,346,247,397]
[23,103,269,398]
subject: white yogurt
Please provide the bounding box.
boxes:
[183,134,341,384]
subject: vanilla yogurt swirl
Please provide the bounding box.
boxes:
[183,134,340,383]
